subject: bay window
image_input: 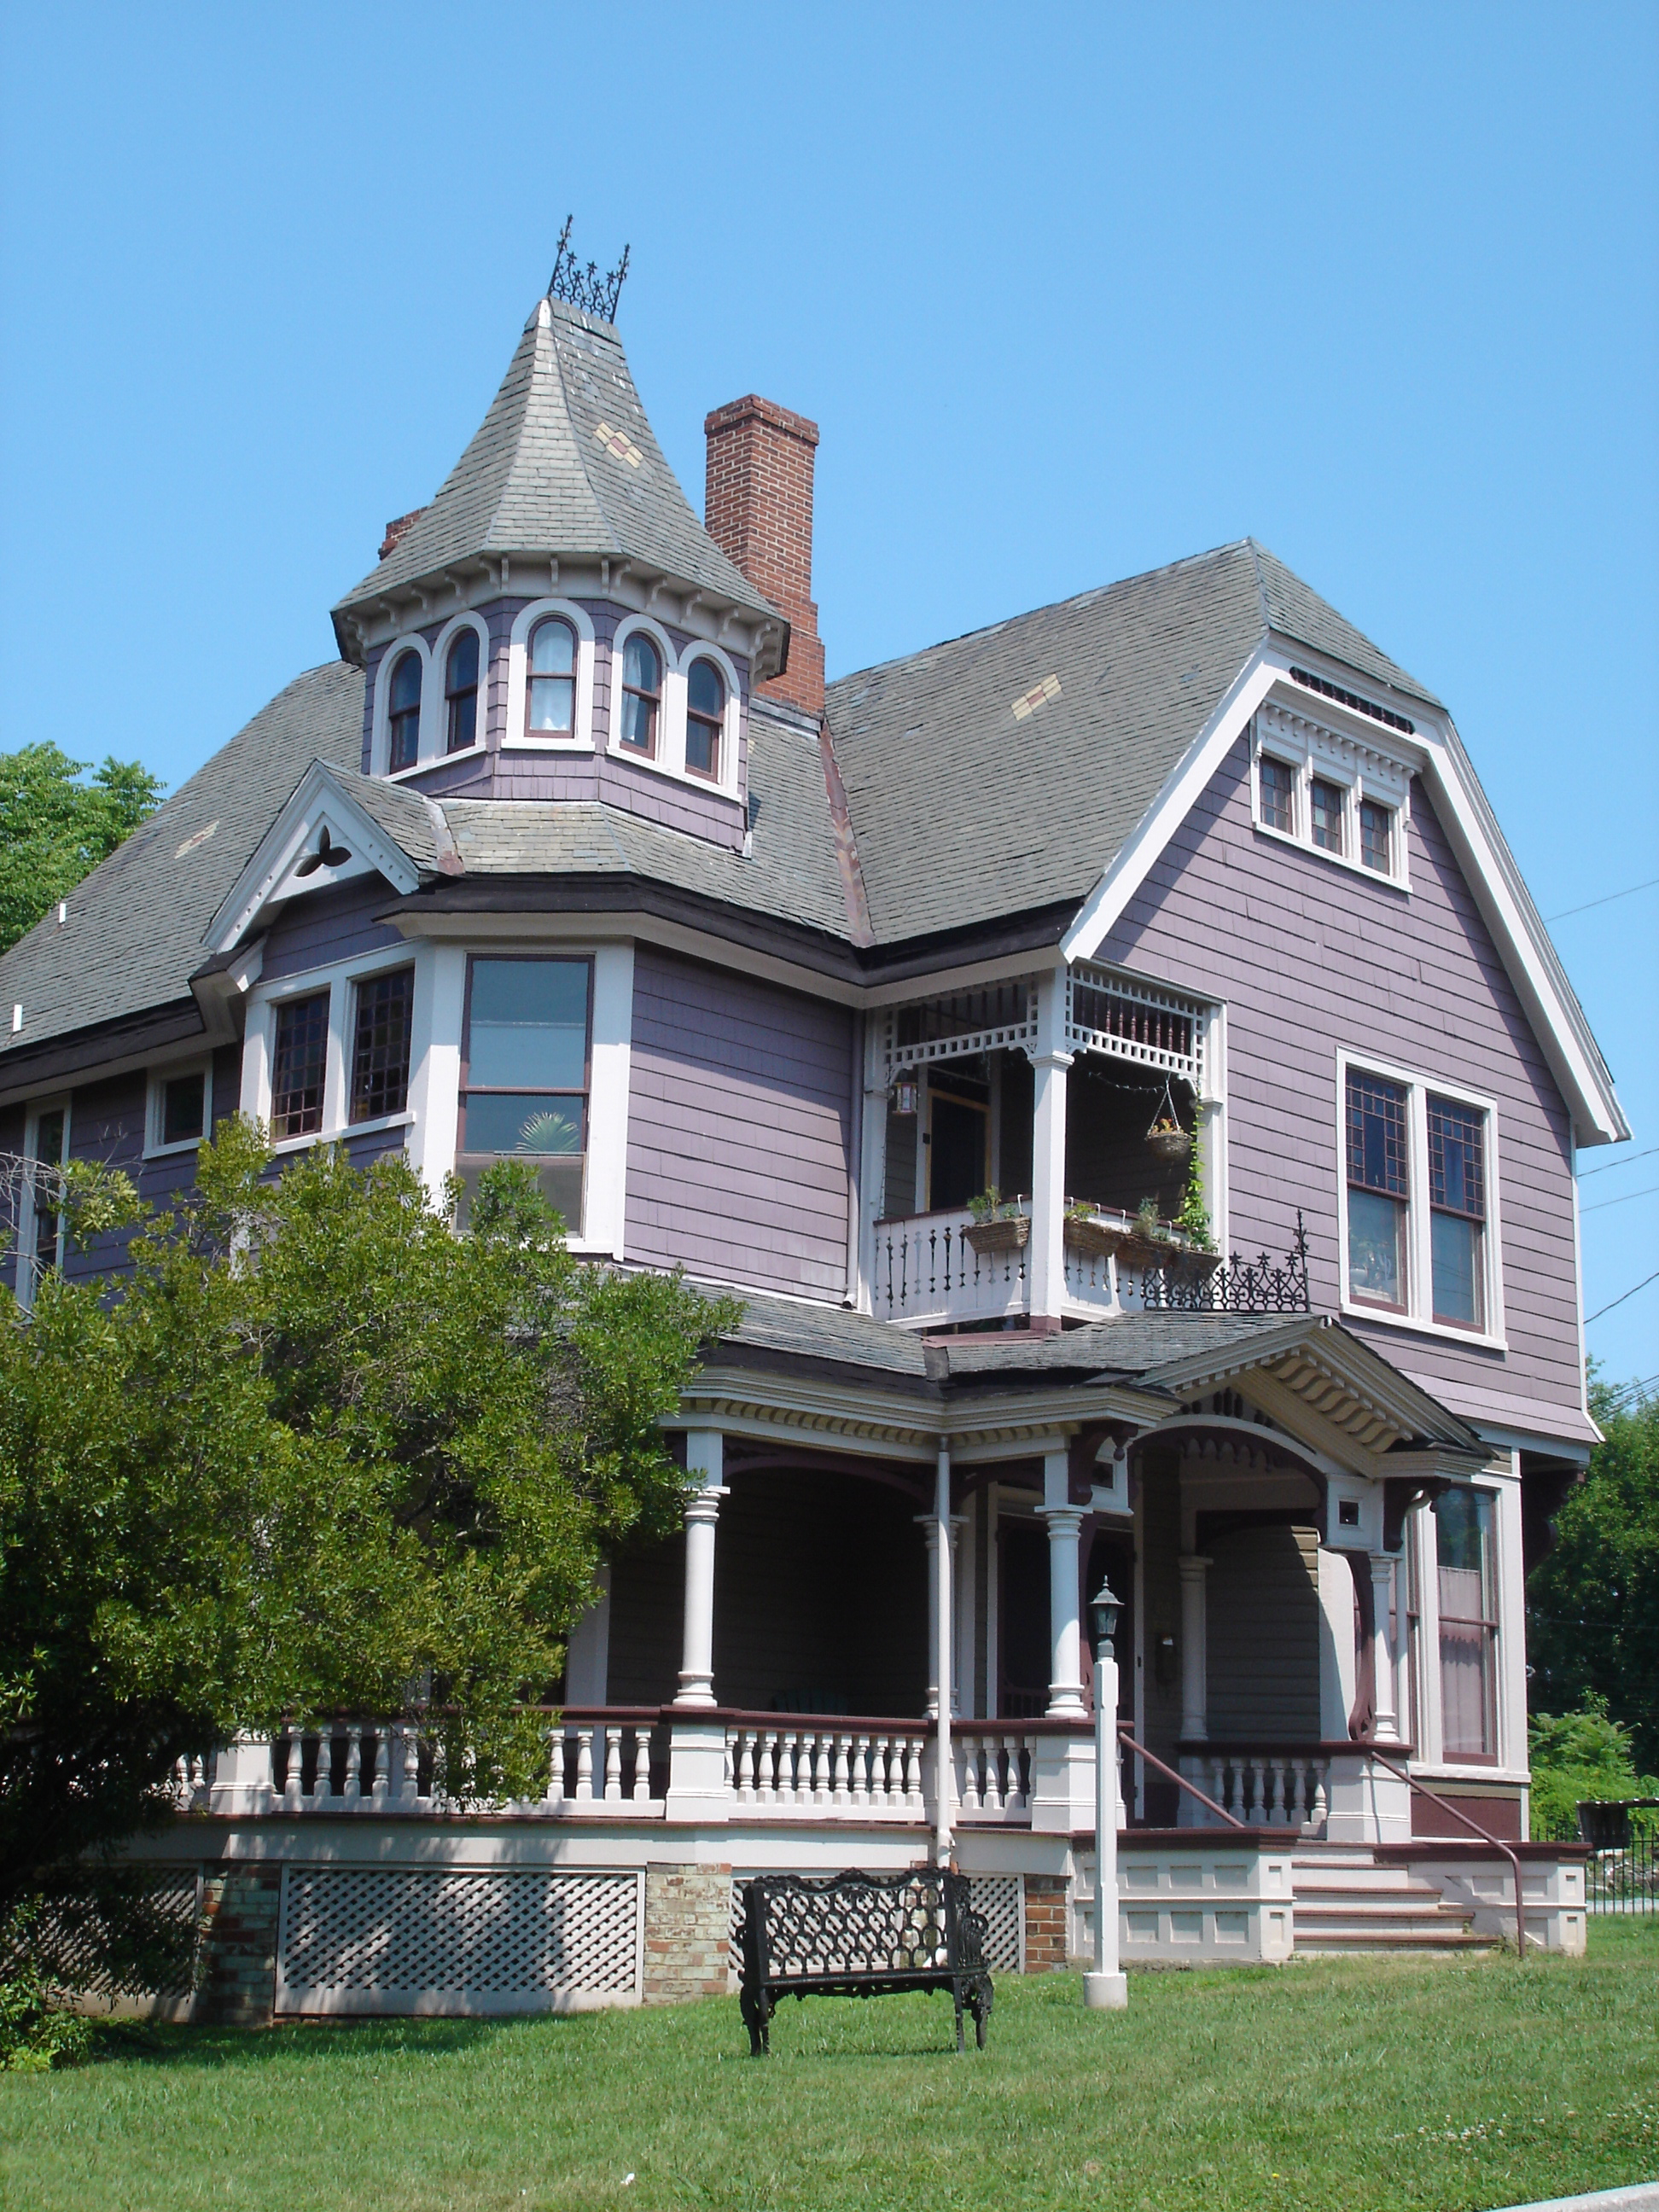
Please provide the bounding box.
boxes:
[271,992,329,1140]
[458,956,591,1231]
[1435,1487,1498,1762]
[351,968,415,1124]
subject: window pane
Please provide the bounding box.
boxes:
[1346,1072,1409,1196]
[446,630,479,691]
[1310,778,1344,853]
[620,689,655,753]
[467,959,589,1090]
[1260,755,1295,833]
[1348,1187,1406,1307]
[390,651,422,712]
[351,969,415,1124]
[1435,1490,1495,1759]
[162,1070,206,1145]
[462,1093,585,1155]
[1431,1209,1483,1328]
[623,633,661,695]
[685,715,717,777]
[271,992,329,1139]
[687,660,724,718]
[390,705,421,772]
[529,672,574,735]
[28,1108,66,1283]
[1428,1097,1484,1218]
[1359,799,1393,873]
[531,620,575,676]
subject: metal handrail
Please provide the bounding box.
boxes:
[1365,1746,1528,1959]
[1120,1732,1247,1831]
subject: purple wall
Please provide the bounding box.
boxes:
[261,881,405,981]
[361,597,749,848]
[1098,733,1584,1441]
[626,948,853,1301]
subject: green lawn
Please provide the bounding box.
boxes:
[3,1919,1656,2212]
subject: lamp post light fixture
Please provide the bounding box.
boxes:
[1084,1577,1128,2011]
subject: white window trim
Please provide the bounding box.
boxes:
[1408,1474,1528,1781]
[1251,707,1412,891]
[243,946,426,1155]
[16,1096,70,1308]
[145,1057,214,1158]
[503,597,597,753]
[370,633,434,779]
[428,611,492,770]
[605,619,742,800]
[1335,1049,1507,1350]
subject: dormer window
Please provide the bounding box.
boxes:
[388,650,422,772]
[620,633,661,757]
[445,629,480,753]
[528,617,576,737]
[1310,777,1345,854]
[1260,754,1295,834]
[1359,799,1394,874]
[685,659,725,780]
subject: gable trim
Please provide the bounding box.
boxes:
[203,764,425,958]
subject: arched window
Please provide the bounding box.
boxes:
[619,632,661,757]
[387,650,422,772]
[445,628,480,753]
[527,617,577,737]
[685,660,725,781]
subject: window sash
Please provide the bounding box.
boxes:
[1310,777,1345,853]
[350,969,416,1125]
[161,1070,207,1146]
[271,992,329,1139]
[459,956,593,1161]
[1435,1489,1498,1760]
[1259,754,1295,833]
[685,707,721,779]
[1346,1073,1409,1197]
[445,632,480,753]
[1359,799,1393,873]
[388,653,422,771]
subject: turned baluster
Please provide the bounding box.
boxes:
[602,1726,623,1802]
[811,1732,831,1805]
[776,1730,795,1803]
[958,1735,981,1814]
[986,1737,1009,1814]
[282,1734,304,1811]
[574,1726,595,1802]
[1309,1759,1330,1833]
[904,1734,924,1808]
[631,1727,652,1803]
[1247,1757,1267,1824]
[544,1726,564,1806]
[341,1724,362,1807]
[731,1729,752,1802]
[1269,1758,1289,1825]
[833,1733,852,1807]
[850,1734,870,1808]
[1289,1757,1307,1831]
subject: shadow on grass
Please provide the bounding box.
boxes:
[84,2012,577,2069]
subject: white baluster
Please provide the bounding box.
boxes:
[282,1734,304,1811]
[850,1734,870,1808]
[811,1732,831,1806]
[984,1736,1007,1814]
[777,1730,796,1803]
[1269,1758,1289,1826]
[959,1734,982,1814]
[1289,1756,1307,1831]
[750,1727,771,1804]
[1247,1757,1267,1824]
[1007,1735,1028,1813]
[731,1729,753,1802]
[405,1727,423,1807]
[868,1735,889,1808]
[833,1733,852,1807]
[1310,1759,1330,1833]
[574,1726,595,1802]
[544,1726,565,1806]
[343,1724,363,1806]
[1226,1756,1246,1822]
[904,1734,924,1809]
[632,1726,652,1803]
[602,1725,623,1802]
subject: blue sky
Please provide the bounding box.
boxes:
[2,3,1655,1382]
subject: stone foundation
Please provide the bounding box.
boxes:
[642,1862,731,2004]
[1022,1871,1069,1972]
[199,1866,281,2025]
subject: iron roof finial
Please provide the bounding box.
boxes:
[546,216,631,323]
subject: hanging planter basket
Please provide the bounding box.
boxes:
[1145,1078,1193,1164]
[965,1214,1029,1257]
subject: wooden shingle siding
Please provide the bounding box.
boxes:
[1205,1523,1322,1743]
[261,882,405,981]
[626,949,853,1300]
[1098,736,1584,1440]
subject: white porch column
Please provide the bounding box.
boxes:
[1039,1447,1086,1718]
[673,1431,726,1709]
[1369,1552,1400,1745]
[1178,1552,1211,1741]
[933,1441,953,1866]
[918,1511,966,1720]
[1027,969,1074,1324]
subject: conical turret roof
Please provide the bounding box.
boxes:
[333,297,784,666]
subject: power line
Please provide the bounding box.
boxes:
[1586,1268,1659,1325]
[1580,1144,1659,1181]
[1545,875,1659,923]
[1583,1183,1659,1214]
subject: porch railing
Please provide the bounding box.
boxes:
[725,1714,931,1817]
[873,1208,1028,1327]
[1177,1743,1336,1832]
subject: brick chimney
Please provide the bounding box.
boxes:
[379,507,426,562]
[703,396,824,718]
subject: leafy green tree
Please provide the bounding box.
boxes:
[1527,1372,1659,1772]
[1527,1692,1658,1841]
[0,744,164,952]
[0,1122,737,1970]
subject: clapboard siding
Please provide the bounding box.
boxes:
[262,881,405,981]
[1098,735,1584,1441]
[1205,1524,1322,1742]
[626,949,853,1300]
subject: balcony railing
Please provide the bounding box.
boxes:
[873,1204,1121,1328]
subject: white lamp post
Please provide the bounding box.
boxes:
[1084,1578,1128,2010]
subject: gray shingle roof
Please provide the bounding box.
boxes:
[0,661,364,1062]
[333,299,780,641]
[826,538,1438,945]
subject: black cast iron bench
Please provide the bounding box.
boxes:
[736,1867,993,2055]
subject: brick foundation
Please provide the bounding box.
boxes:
[1023,1872,1070,1974]
[198,1866,281,2025]
[642,1863,731,2005]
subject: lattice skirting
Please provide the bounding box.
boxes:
[728,1871,1024,1982]
[276,1867,644,2017]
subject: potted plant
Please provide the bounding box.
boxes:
[1062,1198,1132,1262]
[1144,1080,1193,1164]
[964,1188,1029,1255]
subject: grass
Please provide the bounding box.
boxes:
[2,1918,1656,2212]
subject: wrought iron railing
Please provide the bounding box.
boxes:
[1140,1212,1311,1314]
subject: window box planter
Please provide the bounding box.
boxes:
[964,1214,1030,1257]
[1064,1212,1218,1272]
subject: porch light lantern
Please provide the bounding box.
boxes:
[1084,1576,1128,2011]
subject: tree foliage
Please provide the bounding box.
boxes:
[0,743,164,953]
[1526,1691,1658,1842]
[1527,1371,1659,1773]
[0,1122,738,1952]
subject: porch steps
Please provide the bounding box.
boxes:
[1291,1847,1488,1953]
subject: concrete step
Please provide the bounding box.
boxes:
[1296,1924,1490,1951]
[1290,1845,1489,1953]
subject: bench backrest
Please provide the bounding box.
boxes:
[740,1869,987,1988]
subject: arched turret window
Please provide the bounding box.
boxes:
[685,659,725,781]
[619,633,661,757]
[387,650,422,772]
[527,617,577,737]
[445,628,480,753]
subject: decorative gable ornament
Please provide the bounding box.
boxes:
[202,763,429,958]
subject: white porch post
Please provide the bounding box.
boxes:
[1369,1552,1400,1745]
[1027,970,1074,1324]
[1039,1450,1086,1718]
[1178,1554,1211,1741]
[674,1430,727,1708]
[666,1429,731,1821]
[933,1441,953,1866]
